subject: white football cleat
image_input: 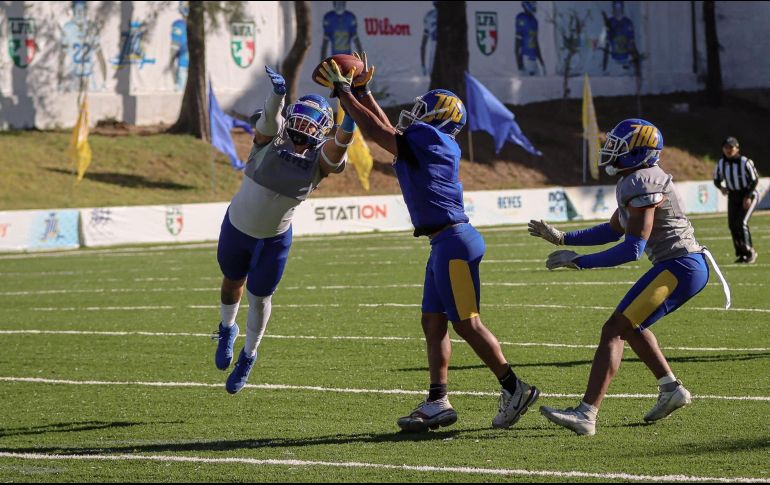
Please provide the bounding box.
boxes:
[397,396,458,432]
[539,405,596,436]
[492,380,540,429]
[644,382,692,422]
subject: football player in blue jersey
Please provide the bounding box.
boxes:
[515,1,546,76]
[601,0,638,76]
[319,54,540,432]
[170,1,189,91]
[529,119,731,435]
[321,1,363,59]
[212,67,353,394]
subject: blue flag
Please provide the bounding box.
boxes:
[209,84,253,170]
[464,72,542,156]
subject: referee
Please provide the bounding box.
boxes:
[713,136,760,263]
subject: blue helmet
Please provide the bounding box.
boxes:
[522,1,537,14]
[397,89,467,137]
[282,94,334,147]
[599,119,663,175]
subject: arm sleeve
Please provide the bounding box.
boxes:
[254,90,285,138]
[574,234,647,269]
[564,222,623,246]
[746,159,759,192]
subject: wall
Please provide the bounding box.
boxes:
[0,1,768,129]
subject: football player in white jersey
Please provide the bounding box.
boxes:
[213,66,356,394]
[529,119,730,435]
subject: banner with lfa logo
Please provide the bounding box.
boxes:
[8,17,38,68]
[230,22,255,68]
[475,12,497,56]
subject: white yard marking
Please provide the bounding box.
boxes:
[1,377,769,402]
[1,329,768,353]
[1,452,767,483]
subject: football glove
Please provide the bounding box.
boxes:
[528,219,565,246]
[352,52,375,94]
[546,250,581,270]
[264,66,286,95]
[319,59,357,97]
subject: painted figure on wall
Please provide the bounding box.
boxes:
[59,0,107,92]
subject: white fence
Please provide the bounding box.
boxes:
[2,178,768,253]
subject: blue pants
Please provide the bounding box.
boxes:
[617,253,709,332]
[217,210,292,297]
[422,224,486,323]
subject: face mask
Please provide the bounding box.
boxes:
[288,130,311,147]
[605,165,620,177]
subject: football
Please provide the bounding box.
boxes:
[312,54,366,88]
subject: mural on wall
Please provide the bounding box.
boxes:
[8,17,38,68]
[553,0,641,77]
[515,1,545,76]
[230,21,255,68]
[111,20,156,70]
[421,1,436,76]
[476,11,498,57]
[321,1,363,60]
[59,0,107,92]
[169,0,188,91]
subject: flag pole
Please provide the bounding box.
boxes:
[468,129,474,163]
[582,135,587,185]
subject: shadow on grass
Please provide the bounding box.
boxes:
[0,426,563,455]
[398,352,770,373]
[0,421,148,438]
[45,167,195,191]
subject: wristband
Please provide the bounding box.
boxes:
[340,113,356,133]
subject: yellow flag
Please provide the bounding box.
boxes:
[336,102,373,191]
[582,74,600,180]
[69,95,92,183]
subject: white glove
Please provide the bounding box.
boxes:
[528,219,565,246]
[546,250,581,270]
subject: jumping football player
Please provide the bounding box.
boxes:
[318,53,540,432]
[529,119,730,435]
[213,66,353,394]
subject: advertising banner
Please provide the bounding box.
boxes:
[0,209,79,252]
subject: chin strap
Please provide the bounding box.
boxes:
[702,248,732,310]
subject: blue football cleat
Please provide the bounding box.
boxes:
[213,322,239,370]
[226,349,257,394]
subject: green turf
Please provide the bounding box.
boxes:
[1,214,769,482]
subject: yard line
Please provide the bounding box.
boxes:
[7,280,768,297]
[0,452,767,483]
[24,302,770,314]
[1,377,769,402]
[1,329,768,353]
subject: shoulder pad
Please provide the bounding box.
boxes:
[628,193,664,208]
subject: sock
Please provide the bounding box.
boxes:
[577,401,599,419]
[244,291,272,357]
[220,302,240,327]
[658,373,679,392]
[428,383,447,402]
[498,364,518,394]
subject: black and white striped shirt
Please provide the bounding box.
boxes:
[714,156,759,193]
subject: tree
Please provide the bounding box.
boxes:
[430,1,468,99]
[281,1,312,104]
[703,0,723,106]
[168,1,207,140]
[168,1,245,141]
[549,9,589,104]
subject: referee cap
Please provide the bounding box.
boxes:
[722,136,739,148]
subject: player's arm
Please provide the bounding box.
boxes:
[319,111,354,176]
[351,52,392,128]
[254,66,286,146]
[529,210,623,247]
[319,59,398,156]
[547,200,658,270]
